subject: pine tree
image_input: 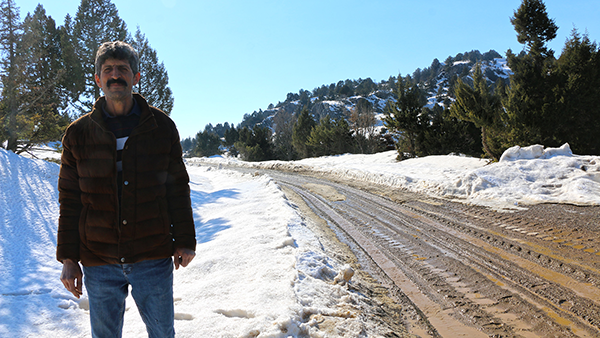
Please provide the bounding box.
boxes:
[193,130,221,157]
[355,77,375,96]
[0,0,21,151]
[450,63,504,160]
[58,14,84,104]
[510,0,557,57]
[307,116,334,157]
[16,4,70,153]
[223,125,239,147]
[131,27,174,115]
[234,125,272,161]
[383,76,428,158]
[272,109,296,160]
[421,105,482,157]
[553,30,600,154]
[180,137,195,154]
[72,0,128,113]
[292,106,316,158]
[504,0,559,148]
[308,116,353,157]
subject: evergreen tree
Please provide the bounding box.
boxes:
[307,116,353,157]
[223,125,239,147]
[180,136,195,154]
[298,89,310,107]
[421,105,482,157]
[72,0,128,113]
[15,4,70,154]
[239,109,270,129]
[330,118,354,155]
[450,63,504,160]
[131,27,174,115]
[307,116,334,157]
[272,109,296,160]
[204,123,214,134]
[0,0,21,151]
[193,130,221,157]
[510,0,558,57]
[338,84,353,97]
[212,123,227,137]
[553,30,600,154]
[234,125,272,161]
[355,77,375,96]
[58,13,84,105]
[383,76,429,158]
[292,106,316,158]
[504,0,558,147]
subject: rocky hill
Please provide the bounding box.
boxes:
[238,49,512,131]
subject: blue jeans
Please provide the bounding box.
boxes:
[83,258,175,338]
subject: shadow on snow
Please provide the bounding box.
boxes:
[190,188,240,244]
[0,150,74,336]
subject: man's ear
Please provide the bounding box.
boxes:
[94,73,102,88]
[133,72,141,86]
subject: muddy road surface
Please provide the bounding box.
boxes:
[264,169,600,338]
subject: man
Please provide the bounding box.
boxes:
[57,41,196,338]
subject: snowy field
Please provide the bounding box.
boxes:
[1,147,377,337]
[1,143,599,337]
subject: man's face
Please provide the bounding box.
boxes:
[95,58,140,101]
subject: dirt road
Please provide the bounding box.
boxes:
[267,169,600,338]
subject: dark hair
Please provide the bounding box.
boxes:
[95,41,139,76]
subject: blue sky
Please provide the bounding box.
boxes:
[16,0,600,139]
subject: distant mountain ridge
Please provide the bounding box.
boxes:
[238,49,512,131]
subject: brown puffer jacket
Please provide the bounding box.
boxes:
[57,94,196,266]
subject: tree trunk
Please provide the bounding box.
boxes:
[5,101,19,152]
[481,126,498,161]
[6,133,18,152]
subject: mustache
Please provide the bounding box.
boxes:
[107,78,128,87]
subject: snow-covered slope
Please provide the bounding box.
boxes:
[0,148,393,337]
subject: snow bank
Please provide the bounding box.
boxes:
[175,166,385,337]
[0,148,73,336]
[466,144,600,208]
[499,143,573,162]
[0,148,386,337]
[189,144,600,210]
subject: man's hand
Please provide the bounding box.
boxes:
[174,248,196,270]
[60,259,83,299]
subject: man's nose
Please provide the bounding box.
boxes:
[110,68,122,78]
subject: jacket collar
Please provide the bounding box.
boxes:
[90,94,157,134]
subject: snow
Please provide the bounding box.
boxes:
[453,60,471,66]
[19,144,62,162]
[0,148,379,337]
[1,143,599,337]
[191,143,600,210]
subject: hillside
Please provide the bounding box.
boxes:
[185,49,516,161]
[237,49,511,131]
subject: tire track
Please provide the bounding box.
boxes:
[271,172,600,338]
